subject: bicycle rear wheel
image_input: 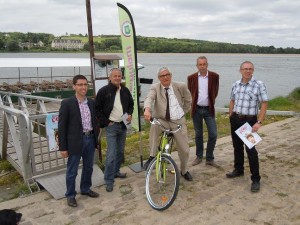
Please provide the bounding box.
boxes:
[145,155,180,211]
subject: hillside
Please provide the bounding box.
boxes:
[1,32,300,54]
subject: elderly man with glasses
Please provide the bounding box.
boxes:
[143,67,193,181]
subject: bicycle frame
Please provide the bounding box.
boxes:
[145,118,182,210]
[152,119,178,182]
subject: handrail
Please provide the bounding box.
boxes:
[0,91,63,103]
[0,104,31,176]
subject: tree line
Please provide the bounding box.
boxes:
[1,32,299,54]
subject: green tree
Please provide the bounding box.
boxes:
[0,35,5,50]
[83,43,90,51]
[7,40,20,52]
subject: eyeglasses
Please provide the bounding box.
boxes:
[75,83,88,87]
[241,68,254,71]
[159,73,171,78]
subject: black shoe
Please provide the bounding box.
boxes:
[81,190,99,198]
[106,184,113,192]
[114,172,127,178]
[226,170,244,178]
[67,197,77,207]
[181,171,193,181]
[143,156,154,170]
[251,181,260,192]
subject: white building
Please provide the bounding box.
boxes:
[51,39,84,50]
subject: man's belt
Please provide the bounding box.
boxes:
[197,105,209,109]
[83,130,94,136]
[232,112,256,119]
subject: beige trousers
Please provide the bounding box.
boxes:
[149,117,190,174]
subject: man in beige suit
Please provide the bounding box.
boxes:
[143,67,193,181]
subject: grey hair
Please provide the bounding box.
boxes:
[196,56,208,63]
[240,61,254,69]
[157,66,172,77]
[109,68,123,76]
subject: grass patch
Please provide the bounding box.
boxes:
[0,171,22,186]
[268,87,300,112]
[0,160,14,171]
[276,192,288,197]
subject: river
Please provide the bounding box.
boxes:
[1,53,299,107]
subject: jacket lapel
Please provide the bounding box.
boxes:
[72,96,82,124]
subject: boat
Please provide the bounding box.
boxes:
[0,56,149,100]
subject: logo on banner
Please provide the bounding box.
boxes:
[122,21,132,37]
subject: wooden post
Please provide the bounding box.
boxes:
[1,113,8,160]
[85,0,96,96]
[85,0,102,164]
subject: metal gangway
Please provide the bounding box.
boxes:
[0,91,104,199]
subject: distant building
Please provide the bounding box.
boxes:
[19,42,33,49]
[51,39,84,50]
[19,41,44,49]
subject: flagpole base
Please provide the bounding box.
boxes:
[128,161,145,173]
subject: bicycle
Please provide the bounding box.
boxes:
[145,118,181,211]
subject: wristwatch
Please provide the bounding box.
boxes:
[257,120,262,124]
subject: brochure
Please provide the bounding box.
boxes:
[235,122,262,149]
[122,113,132,129]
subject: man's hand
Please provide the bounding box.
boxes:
[144,107,152,121]
[60,151,69,158]
[127,114,132,122]
[252,123,261,132]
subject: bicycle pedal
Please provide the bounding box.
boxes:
[169,169,175,174]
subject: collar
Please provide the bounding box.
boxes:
[108,82,122,91]
[198,71,208,78]
[160,82,173,89]
[76,96,87,104]
[239,77,255,86]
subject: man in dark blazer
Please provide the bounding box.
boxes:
[187,56,219,167]
[58,75,99,207]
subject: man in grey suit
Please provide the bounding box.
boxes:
[143,67,193,181]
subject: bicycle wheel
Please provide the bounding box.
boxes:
[145,155,180,211]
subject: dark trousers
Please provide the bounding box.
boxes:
[230,113,261,182]
[65,134,95,198]
[192,107,217,161]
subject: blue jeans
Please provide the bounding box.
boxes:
[104,122,127,185]
[193,107,217,161]
[65,135,95,198]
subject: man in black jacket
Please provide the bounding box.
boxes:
[58,75,99,207]
[95,68,134,192]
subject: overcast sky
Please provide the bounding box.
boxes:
[1,0,300,48]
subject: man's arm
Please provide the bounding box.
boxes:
[143,84,157,121]
[229,99,234,116]
[257,101,268,123]
[252,101,268,132]
[182,84,192,113]
[58,99,69,158]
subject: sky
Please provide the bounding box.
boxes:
[1,0,300,48]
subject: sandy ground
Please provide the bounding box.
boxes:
[0,117,299,225]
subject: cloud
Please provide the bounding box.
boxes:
[0,0,299,48]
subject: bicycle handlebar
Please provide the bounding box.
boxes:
[150,117,182,134]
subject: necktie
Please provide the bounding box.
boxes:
[165,88,170,121]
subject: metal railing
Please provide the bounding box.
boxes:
[0,91,64,191]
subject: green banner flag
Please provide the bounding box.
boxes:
[117,3,141,132]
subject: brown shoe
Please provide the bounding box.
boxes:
[192,157,202,166]
[205,160,220,168]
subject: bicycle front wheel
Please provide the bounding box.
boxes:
[145,155,180,211]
